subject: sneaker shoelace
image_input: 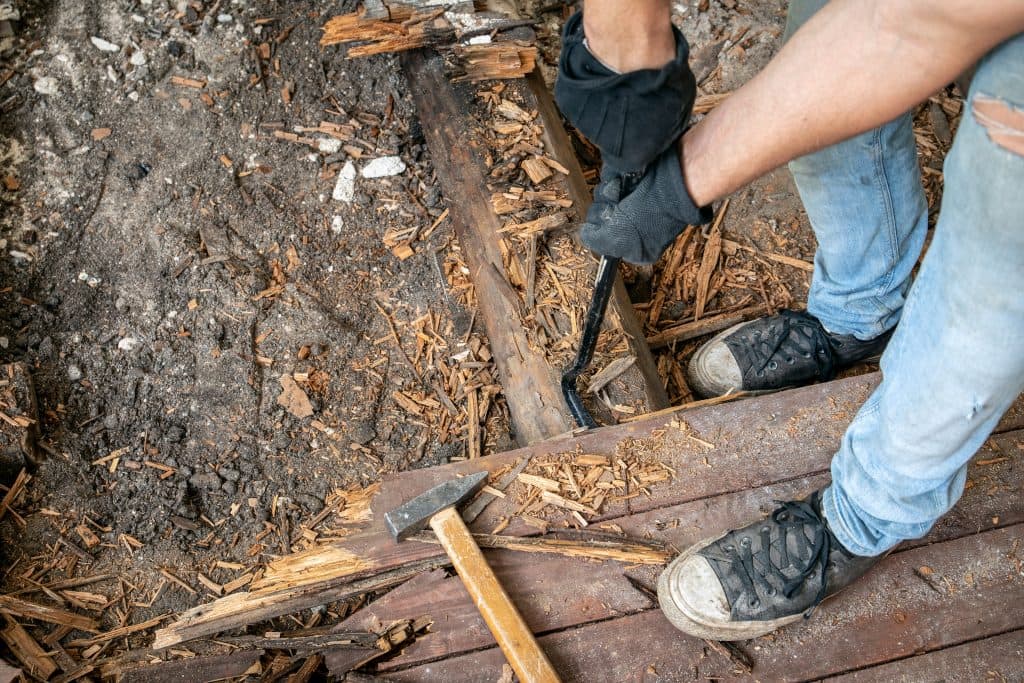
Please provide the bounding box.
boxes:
[744,310,836,381]
[725,499,841,618]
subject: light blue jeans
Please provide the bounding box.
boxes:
[786,3,1024,556]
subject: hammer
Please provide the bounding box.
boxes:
[384,471,560,683]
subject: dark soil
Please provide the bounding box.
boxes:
[0,0,495,618]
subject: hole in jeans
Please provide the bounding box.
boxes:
[973,94,1024,157]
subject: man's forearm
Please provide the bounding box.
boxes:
[682,0,1024,207]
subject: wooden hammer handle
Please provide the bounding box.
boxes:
[429,507,560,683]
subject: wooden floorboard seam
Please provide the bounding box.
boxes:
[807,625,1024,682]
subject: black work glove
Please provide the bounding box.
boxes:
[582,145,713,265]
[555,10,697,173]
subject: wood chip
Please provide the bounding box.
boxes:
[517,473,560,492]
[277,375,314,419]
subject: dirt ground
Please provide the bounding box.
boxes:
[0,0,956,677]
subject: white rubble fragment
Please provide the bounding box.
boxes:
[217,14,233,23]
[90,36,121,53]
[33,77,59,95]
[117,337,142,352]
[67,365,83,381]
[317,137,342,154]
[332,160,357,202]
[9,250,32,262]
[361,156,406,178]
[130,50,147,66]
[331,215,344,234]
[468,35,492,45]
[77,271,101,287]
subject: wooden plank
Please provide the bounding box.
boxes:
[401,49,573,444]
[156,375,1024,647]
[332,546,653,672]
[119,651,262,683]
[823,628,1024,682]
[524,68,670,413]
[373,375,1024,535]
[360,429,1022,672]
[385,524,1024,682]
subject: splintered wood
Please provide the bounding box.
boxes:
[321,4,537,81]
[321,5,454,56]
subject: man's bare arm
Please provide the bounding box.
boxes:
[682,0,1024,206]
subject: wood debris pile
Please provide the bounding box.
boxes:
[373,297,509,461]
[322,3,538,81]
[494,446,678,534]
[0,477,414,681]
[472,83,634,390]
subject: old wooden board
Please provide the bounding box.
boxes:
[385,523,1024,682]
[401,48,574,444]
[403,48,666,437]
[322,428,1023,673]
[119,651,262,683]
[155,375,1024,648]
[823,628,1024,682]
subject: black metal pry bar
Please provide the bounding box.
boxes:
[561,255,621,428]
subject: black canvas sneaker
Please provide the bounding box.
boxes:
[657,491,883,640]
[687,309,892,398]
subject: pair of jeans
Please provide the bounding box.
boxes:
[785,2,1024,556]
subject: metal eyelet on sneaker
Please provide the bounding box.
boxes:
[740,537,752,548]
[767,361,778,370]
[749,598,760,608]
[765,587,777,596]
[723,544,735,552]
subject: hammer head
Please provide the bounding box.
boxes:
[385,471,489,541]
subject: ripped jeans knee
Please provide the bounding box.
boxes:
[973,94,1024,157]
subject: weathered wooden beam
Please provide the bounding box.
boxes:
[118,651,262,683]
[401,49,575,444]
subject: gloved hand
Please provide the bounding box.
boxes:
[555,10,697,173]
[582,146,713,265]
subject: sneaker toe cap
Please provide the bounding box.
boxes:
[658,553,732,633]
[687,329,744,398]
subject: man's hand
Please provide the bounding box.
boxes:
[555,9,697,173]
[581,147,713,265]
